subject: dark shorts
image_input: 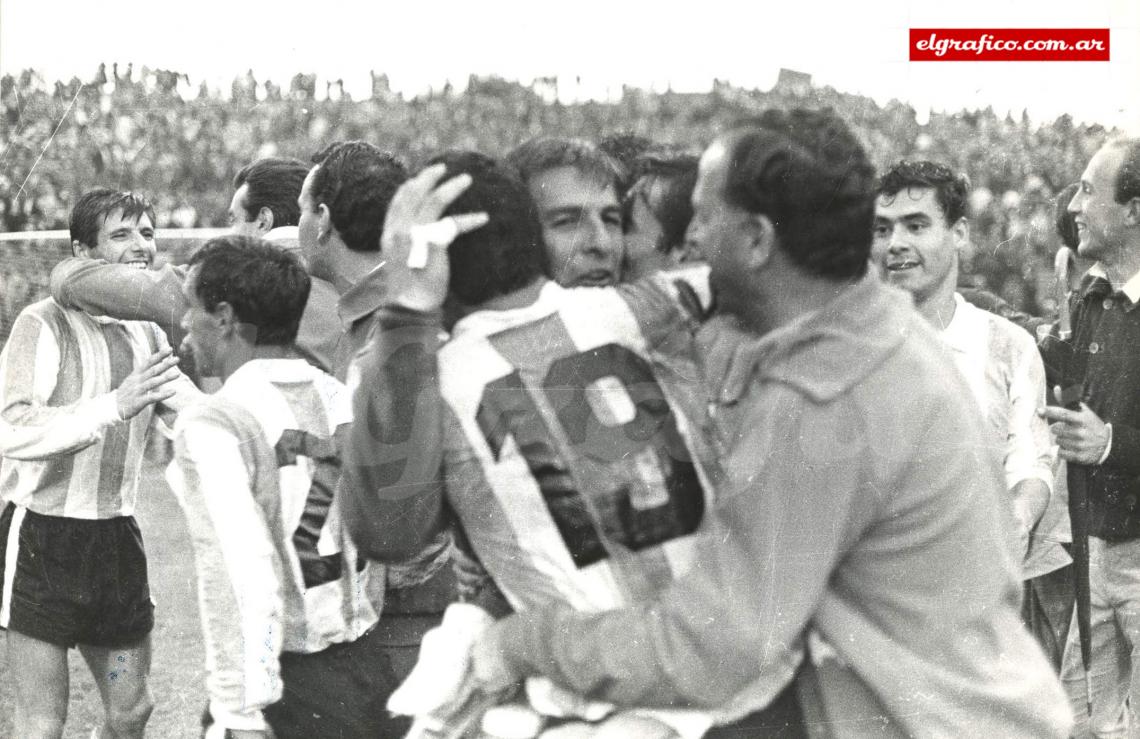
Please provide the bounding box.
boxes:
[0,503,154,648]
[201,624,411,738]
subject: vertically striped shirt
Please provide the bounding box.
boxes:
[439,269,718,613]
[0,298,199,519]
[166,358,382,732]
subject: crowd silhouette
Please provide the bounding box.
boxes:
[0,63,1116,343]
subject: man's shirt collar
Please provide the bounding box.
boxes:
[1084,263,1140,307]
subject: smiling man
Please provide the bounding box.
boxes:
[506,137,624,288]
[1037,138,1140,736]
[0,188,200,738]
[873,160,1065,665]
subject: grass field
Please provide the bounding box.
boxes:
[0,461,206,737]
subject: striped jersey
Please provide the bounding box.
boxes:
[0,298,199,519]
[166,358,381,731]
[439,269,719,613]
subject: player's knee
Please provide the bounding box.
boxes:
[105,691,154,737]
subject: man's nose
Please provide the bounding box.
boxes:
[887,227,909,251]
[581,217,615,256]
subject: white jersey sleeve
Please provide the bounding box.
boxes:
[168,360,382,731]
[168,402,283,733]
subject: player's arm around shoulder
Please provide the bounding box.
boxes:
[50,256,188,324]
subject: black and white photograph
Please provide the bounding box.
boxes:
[1,0,1138,736]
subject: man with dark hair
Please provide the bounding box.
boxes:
[297,140,456,684]
[298,141,412,373]
[622,150,700,280]
[229,157,311,244]
[1038,138,1140,736]
[0,188,199,738]
[506,137,624,288]
[872,159,1066,665]
[229,155,341,372]
[461,110,1071,735]
[429,151,549,306]
[168,236,404,739]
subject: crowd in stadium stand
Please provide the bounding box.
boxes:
[0,63,1115,319]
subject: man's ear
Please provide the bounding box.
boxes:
[256,206,275,235]
[215,302,260,345]
[213,302,237,338]
[744,212,776,271]
[317,204,333,242]
[952,216,970,252]
[1125,197,1140,227]
[72,240,91,259]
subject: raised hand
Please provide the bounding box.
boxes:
[115,347,181,420]
[380,163,490,312]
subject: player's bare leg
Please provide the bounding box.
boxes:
[78,637,154,738]
[6,629,70,739]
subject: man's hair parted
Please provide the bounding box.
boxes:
[188,235,311,346]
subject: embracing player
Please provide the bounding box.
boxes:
[344,153,786,735]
